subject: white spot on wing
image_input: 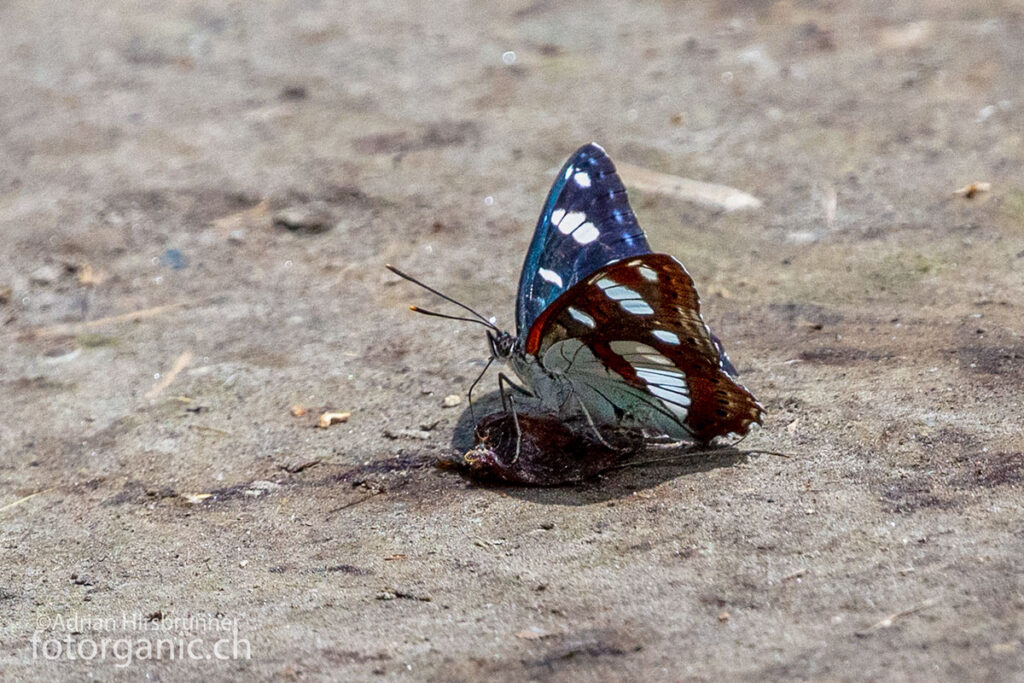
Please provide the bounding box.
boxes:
[574,171,592,188]
[572,222,599,244]
[652,330,680,344]
[636,367,688,388]
[567,307,596,327]
[649,385,692,409]
[557,211,586,235]
[601,284,656,314]
[609,342,675,365]
[610,341,655,356]
[639,266,658,281]
[538,268,563,287]
[621,299,654,315]
[603,285,639,301]
[551,208,566,226]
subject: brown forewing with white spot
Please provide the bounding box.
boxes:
[525,253,763,443]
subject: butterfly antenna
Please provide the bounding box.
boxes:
[407,306,494,327]
[386,264,498,331]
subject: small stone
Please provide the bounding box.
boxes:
[442,394,462,408]
[29,265,61,285]
[953,181,991,199]
[515,626,550,640]
[383,428,431,440]
[159,249,189,270]
[244,480,281,497]
[182,493,212,504]
[317,411,350,428]
[277,457,321,474]
[274,203,333,234]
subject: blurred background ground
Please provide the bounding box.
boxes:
[1,0,1022,679]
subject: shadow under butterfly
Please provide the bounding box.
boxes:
[389,143,764,486]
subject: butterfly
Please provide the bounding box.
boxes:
[390,143,762,446]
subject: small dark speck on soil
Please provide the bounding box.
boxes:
[71,573,96,586]
[280,85,308,100]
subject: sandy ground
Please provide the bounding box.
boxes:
[1,0,1023,680]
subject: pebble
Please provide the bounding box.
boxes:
[274,203,333,234]
[30,264,61,285]
[317,411,350,428]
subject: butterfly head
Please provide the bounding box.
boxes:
[486,329,516,362]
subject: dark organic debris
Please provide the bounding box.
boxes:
[451,412,643,486]
[330,454,435,484]
[957,344,1024,377]
[880,476,956,514]
[102,481,178,506]
[325,564,371,576]
[954,451,1024,489]
[376,589,431,602]
[523,629,644,669]
[352,120,479,155]
[71,573,96,587]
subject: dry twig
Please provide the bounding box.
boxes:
[617,162,763,212]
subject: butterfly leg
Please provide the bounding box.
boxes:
[563,382,634,453]
[574,398,623,451]
[497,372,531,463]
[466,356,495,425]
[496,372,533,412]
